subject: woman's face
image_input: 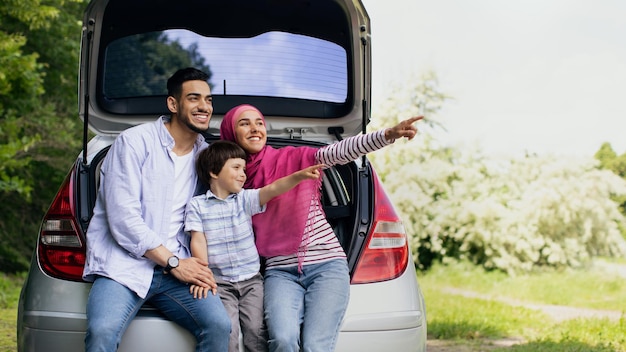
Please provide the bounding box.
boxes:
[234,110,267,154]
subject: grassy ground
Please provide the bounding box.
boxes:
[0,273,23,352]
[0,309,17,352]
[420,259,626,351]
[2,259,625,351]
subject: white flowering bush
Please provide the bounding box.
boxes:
[368,73,626,273]
[370,140,626,274]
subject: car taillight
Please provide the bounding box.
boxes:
[38,168,87,281]
[351,172,409,284]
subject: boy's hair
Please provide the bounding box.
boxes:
[167,67,209,98]
[196,140,247,186]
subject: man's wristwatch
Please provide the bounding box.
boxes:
[163,255,179,274]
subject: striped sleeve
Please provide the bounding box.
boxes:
[315,129,391,166]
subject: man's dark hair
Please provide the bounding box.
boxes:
[196,140,247,186]
[167,67,209,98]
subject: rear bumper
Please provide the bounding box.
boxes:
[19,315,195,352]
[341,310,424,331]
[336,309,426,351]
[336,326,427,351]
[19,312,425,352]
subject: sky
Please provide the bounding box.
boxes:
[361,0,626,158]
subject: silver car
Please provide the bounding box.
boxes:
[17,0,427,351]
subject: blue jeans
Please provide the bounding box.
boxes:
[263,259,350,352]
[85,268,231,352]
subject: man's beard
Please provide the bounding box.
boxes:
[184,116,210,134]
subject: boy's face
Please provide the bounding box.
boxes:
[213,157,247,195]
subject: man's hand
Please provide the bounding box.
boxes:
[170,257,217,292]
[384,116,424,141]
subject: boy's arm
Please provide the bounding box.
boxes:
[259,164,325,206]
[189,230,216,297]
[189,230,209,263]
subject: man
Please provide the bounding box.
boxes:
[83,67,230,351]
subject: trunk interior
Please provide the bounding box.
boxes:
[84,136,371,282]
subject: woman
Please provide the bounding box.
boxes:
[220,104,421,352]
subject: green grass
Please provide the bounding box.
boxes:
[0,273,24,352]
[1,308,18,352]
[420,259,626,311]
[420,259,626,351]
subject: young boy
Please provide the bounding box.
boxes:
[183,140,324,352]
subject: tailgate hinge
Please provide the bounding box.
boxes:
[286,128,307,140]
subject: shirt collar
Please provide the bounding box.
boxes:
[157,115,207,150]
[204,188,239,201]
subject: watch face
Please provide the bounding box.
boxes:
[168,256,179,267]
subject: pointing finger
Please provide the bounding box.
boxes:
[405,116,424,125]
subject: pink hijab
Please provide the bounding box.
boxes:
[221,104,321,258]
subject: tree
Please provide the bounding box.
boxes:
[104,32,212,97]
[0,0,217,272]
[0,0,87,272]
[0,1,50,195]
[594,142,626,224]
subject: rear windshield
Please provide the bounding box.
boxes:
[103,29,348,103]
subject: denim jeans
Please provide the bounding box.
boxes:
[263,259,350,352]
[85,268,231,352]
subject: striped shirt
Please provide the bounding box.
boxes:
[184,188,265,282]
[265,129,392,269]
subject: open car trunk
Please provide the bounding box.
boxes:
[80,0,371,140]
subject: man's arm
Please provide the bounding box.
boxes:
[101,132,163,256]
[258,164,325,206]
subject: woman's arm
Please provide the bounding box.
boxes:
[316,116,422,166]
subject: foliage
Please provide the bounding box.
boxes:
[595,142,626,178]
[370,72,626,274]
[0,0,219,272]
[594,142,626,227]
[0,11,45,196]
[104,32,213,97]
[0,0,87,272]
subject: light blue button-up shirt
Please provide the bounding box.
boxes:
[185,189,265,283]
[83,116,207,298]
